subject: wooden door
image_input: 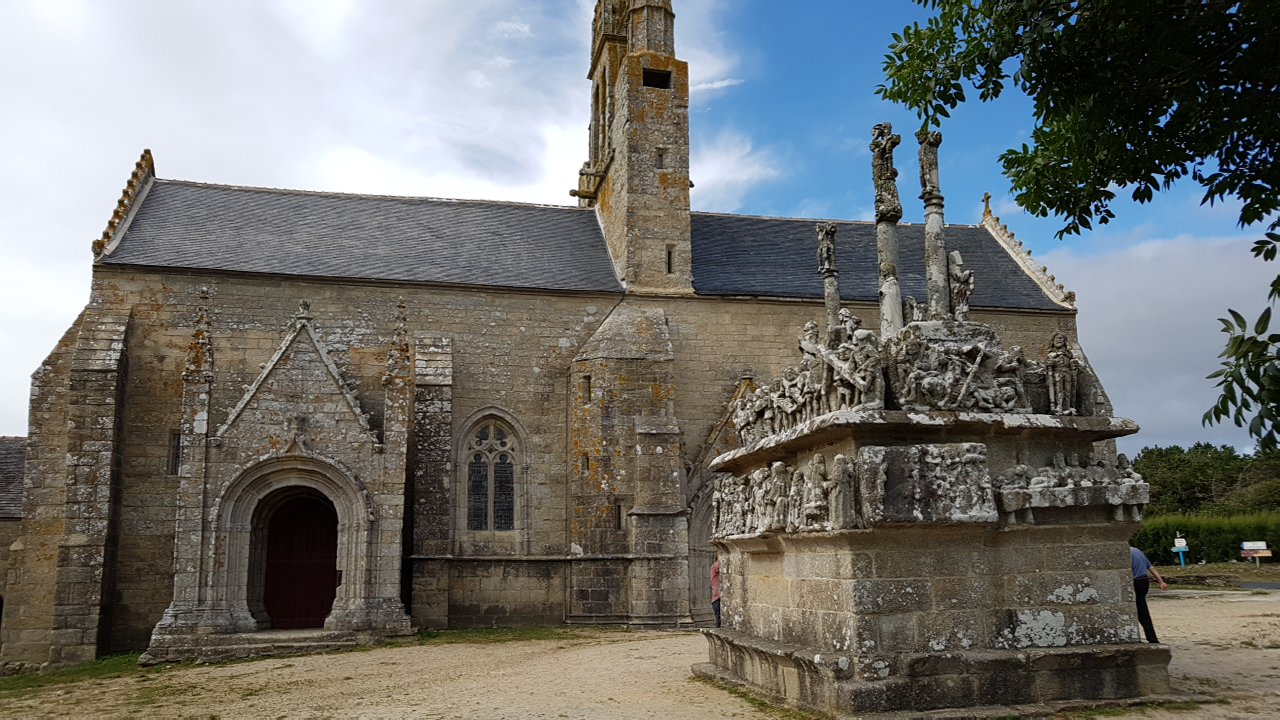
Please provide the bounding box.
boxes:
[263,495,338,629]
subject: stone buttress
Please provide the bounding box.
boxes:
[0,309,131,668]
[568,302,690,624]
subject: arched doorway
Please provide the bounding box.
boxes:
[252,487,339,629]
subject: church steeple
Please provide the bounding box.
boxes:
[574,0,692,296]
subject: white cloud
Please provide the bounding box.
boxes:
[0,0,593,435]
[691,78,744,94]
[690,129,783,213]
[270,0,358,54]
[491,20,532,39]
[675,0,742,100]
[1043,235,1273,454]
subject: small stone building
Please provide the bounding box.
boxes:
[0,436,25,631]
[0,0,1096,667]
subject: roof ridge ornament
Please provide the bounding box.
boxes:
[93,149,155,260]
[979,211,1077,309]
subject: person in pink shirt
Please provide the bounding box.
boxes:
[710,557,722,628]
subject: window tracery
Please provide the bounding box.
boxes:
[465,418,517,531]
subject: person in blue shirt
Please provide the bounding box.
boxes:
[1130,545,1168,643]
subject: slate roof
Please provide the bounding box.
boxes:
[104,181,623,293]
[0,436,26,519]
[690,213,1063,311]
[102,180,1065,311]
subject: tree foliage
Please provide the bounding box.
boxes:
[1133,442,1280,516]
[878,0,1280,447]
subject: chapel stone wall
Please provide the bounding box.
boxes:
[79,268,622,645]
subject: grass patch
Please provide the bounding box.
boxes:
[415,626,586,644]
[1160,561,1280,583]
[1063,700,1206,718]
[1064,707,1128,718]
[695,678,820,720]
[0,654,152,697]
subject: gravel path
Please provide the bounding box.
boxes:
[5,590,1278,718]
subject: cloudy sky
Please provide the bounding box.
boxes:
[0,0,1268,455]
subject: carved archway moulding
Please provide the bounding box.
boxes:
[209,452,375,632]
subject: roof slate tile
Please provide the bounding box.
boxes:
[101,181,1063,311]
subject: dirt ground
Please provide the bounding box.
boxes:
[4,589,1279,719]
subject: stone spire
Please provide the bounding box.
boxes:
[871,123,904,337]
[917,130,951,321]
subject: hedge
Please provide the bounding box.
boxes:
[1131,513,1280,564]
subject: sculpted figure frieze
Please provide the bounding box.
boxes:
[993,451,1151,525]
[856,442,997,524]
[884,323,1032,414]
[711,452,860,538]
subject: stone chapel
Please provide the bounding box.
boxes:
[0,0,1098,667]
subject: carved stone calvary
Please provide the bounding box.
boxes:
[696,122,1169,718]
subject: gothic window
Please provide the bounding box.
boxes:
[465,418,517,531]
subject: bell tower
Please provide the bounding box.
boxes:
[574,0,692,296]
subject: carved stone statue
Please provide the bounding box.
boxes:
[993,346,1028,411]
[948,250,974,321]
[1046,331,1079,415]
[817,222,837,274]
[880,277,905,337]
[850,328,884,410]
[871,123,904,224]
[788,466,804,533]
[800,321,820,352]
[766,462,789,532]
[904,296,925,324]
[828,454,852,530]
[802,454,829,529]
[837,308,861,345]
[732,396,754,443]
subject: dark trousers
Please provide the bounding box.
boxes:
[712,598,721,627]
[1134,577,1158,643]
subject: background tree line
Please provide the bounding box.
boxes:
[1135,442,1280,517]
[1131,443,1280,563]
